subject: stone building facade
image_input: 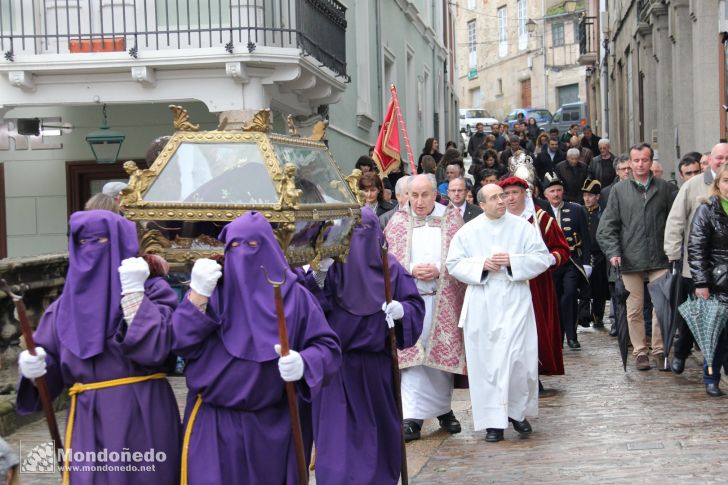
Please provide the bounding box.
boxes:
[0,1,459,258]
[455,0,588,119]
[587,0,726,178]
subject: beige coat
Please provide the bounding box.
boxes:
[664,170,715,277]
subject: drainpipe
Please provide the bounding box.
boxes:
[375,0,383,122]
[542,0,549,110]
[600,0,609,138]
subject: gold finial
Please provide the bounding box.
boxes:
[241,109,272,133]
[169,105,200,132]
[287,115,300,137]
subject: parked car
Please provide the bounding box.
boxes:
[459,108,499,134]
[504,108,554,131]
[551,102,589,134]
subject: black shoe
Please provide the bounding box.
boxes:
[403,420,422,442]
[567,339,581,350]
[437,410,461,434]
[706,383,725,397]
[539,387,558,398]
[593,320,605,329]
[671,356,685,374]
[485,428,504,442]
[508,417,532,435]
[609,324,618,337]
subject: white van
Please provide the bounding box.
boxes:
[459,108,499,134]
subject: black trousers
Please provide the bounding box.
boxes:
[590,258,609,322]
[673,277,696,359]
[553,264,580,341]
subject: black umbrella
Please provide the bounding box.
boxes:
[646,267,680,371]
[664,262,686,362]
[613,267,630,371]
[576,264,593,328]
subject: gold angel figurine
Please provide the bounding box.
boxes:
[273,163,303,209]
[120,161,158,206]
[344,169,365,205]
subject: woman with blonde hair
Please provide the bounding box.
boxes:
[535,133,550,154]
[688,164,728,395]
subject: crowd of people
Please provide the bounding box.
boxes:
[11,117,728,484]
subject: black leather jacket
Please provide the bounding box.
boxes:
[688,196,728,303]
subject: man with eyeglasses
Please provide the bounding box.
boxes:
[446,184,550,443]
[599,156,631,210]
[448,177,482,223]
[384,175,466,442]
[664,143,728,391]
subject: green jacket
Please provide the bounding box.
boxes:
[596,176,678,273]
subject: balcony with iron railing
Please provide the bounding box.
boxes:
[0,0,348,112]
[577,15,597,65]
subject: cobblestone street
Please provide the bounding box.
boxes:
[4,324,725,484]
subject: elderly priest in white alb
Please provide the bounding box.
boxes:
[446,184,551,443]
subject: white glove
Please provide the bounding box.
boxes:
[584,264,593,278]
[18,347,47,380]
[382,300,405,329]
[318,258,335,272]
[190,258,222,297]
[118,257,150,295]
[274,344,305,382]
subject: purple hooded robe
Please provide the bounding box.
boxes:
[303,208,425,485]
[172,211,341,485]
[16,210,182,485]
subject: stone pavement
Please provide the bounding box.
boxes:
[3,324,725,484]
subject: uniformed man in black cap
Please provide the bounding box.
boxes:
[582,178,610,329]
[542,172,591,349]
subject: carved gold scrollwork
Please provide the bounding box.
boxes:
[272,163,303,210]
[169,105,200,132]
[241,109,272,133]
[139,229,171,255]
[307,119,329,141]
[119,161,158,206]
[273,222,296,253]
[309,221,333,271]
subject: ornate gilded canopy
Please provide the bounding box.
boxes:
[120,107,362,268]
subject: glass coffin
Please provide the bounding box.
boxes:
[121,129,361,268]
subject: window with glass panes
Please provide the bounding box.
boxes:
[552,22,565,47]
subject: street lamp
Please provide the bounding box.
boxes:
[86,104,125,164]
[526,18,537,34]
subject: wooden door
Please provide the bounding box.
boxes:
[521,79,532,107]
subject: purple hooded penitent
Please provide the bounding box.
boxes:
[172,211,341,485]
[217,211,299,361]
[326,207,389,316]
[17,210,182,485]
[303,207,426,485]
[57,210,139,359]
